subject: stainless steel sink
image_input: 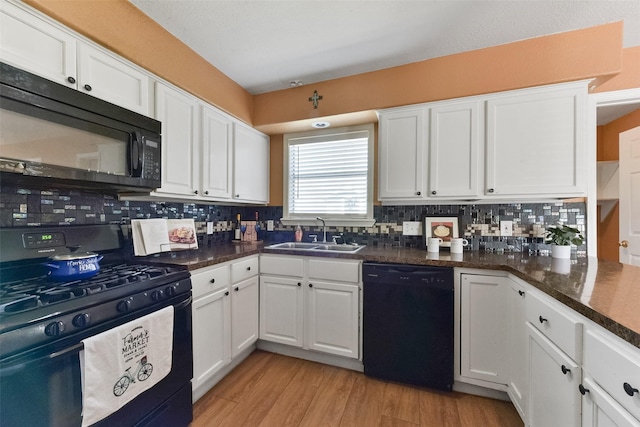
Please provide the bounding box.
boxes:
[265,242,365,253]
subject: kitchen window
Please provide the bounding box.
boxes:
[282,124,375,227]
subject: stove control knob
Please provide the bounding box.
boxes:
[117,299,132,313]
[165,285,177,297]
[72,313,91,328]
[45,321,65,337]
[152,289,165,301]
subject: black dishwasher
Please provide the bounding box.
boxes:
[363,262,454,391]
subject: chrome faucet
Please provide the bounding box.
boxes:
[316,217,327,242]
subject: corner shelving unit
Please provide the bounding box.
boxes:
[596,161,619,221]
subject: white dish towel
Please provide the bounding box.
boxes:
[80,306,174,427]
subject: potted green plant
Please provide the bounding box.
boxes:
[545,225,584,259]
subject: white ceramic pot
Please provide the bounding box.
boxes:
[551,245,571,259]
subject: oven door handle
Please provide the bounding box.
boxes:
[0,342,84,377]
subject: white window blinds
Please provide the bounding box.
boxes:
[287,130,370,218]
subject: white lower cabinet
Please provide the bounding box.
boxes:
[259,255,361,359]
[191,255,259,400]
[459,273,509,386]
[508,279,529,419]
[581,377,640,427]
[527,322,582,427]
[191,264,231,393]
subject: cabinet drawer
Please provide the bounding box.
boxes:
[191,264,230,299]
[231,256,259,283]
[260,255,304,277]
[308,258,360,283]
[585,329,640,420]
[526,290,583,362]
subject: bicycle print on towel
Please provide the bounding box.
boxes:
[113,326,154,397]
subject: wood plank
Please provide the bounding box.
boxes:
[379,415,420,427]
[298,365,358,427]
[257,360,327,427]
[419,389,462,427]
[340,375,387,426]
[382,382,421,425]
[217,354,303,426]
[456,394,523,427]
[190,396,236,427]
[207,350,274,402]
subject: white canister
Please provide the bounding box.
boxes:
[450,238,469,254]
[427,237,443,252]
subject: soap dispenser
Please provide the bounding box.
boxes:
[295,225,303,242]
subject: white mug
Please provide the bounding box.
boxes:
[450,238,469,254]
[427,237,443,252]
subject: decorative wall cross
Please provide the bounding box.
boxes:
[308,90,323,109]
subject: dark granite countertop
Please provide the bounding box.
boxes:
[142,243,640,349]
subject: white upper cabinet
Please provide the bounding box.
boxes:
[0,0,76,86]
[233,124,269,204]
[76,43,150,115]
[378,107,427,200]
[154,82,199,197]
[485,83,587,197]
[0,0,151,115]
[377,81,588,203]
[429,100,482,199]
[200,104,233,199]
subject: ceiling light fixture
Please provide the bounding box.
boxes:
[289,80,302,88]
[312,121,330,129]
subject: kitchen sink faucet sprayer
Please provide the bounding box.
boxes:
[316,217,327,242]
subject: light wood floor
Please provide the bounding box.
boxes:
[191,350,524,427]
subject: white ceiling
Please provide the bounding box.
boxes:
[130,0,640,96]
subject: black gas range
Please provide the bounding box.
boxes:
[0,225,193,427]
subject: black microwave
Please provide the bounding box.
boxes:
[0,62,161,191]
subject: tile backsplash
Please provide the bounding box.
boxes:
[0,183,586,254]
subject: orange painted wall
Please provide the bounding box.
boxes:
[254,22,624,128]
[594,47,640,94]
[596,109,640,262]
[23,0,254,124]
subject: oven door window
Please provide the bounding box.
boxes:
[0,104,130,176]
[0,344,83,427]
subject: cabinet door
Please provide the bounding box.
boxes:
[233,124,269,203]
[378,108,426,200]
[527,322,581,427]
[485,84,586,197]
[508,280,529,419]
[200,104,232,199]
[231,275,259,358]
[428,100,481,198]
[460,274,509,384]
[306,280,359,359]
[77,42,150,115]
[192,286,231,391]
[0,0,76,87]
[155,82,198,196]
[259,276,303,346]
[581,377,640,427]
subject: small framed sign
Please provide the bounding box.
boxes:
[424,216,459,247]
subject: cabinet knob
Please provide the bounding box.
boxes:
[235,194,240,198]
[309,283,313,288]
[297,282,302,287]
[538,315,548,324]
[488,188,495,193]
[416,191,421,196]
[210,278,215,284]
[619,240,629,248]
[623,382,639,396]
[561,365,571,375]
[578,384,589,395]
[83,84,92,92]
[194,190,199,195]
[224,291,229,296]
[518,290,525,297]
[205,191,209,195]
[234,287,239,292]
[431,191,437,195]
[246,266,251,271]
[67,76,76,84]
